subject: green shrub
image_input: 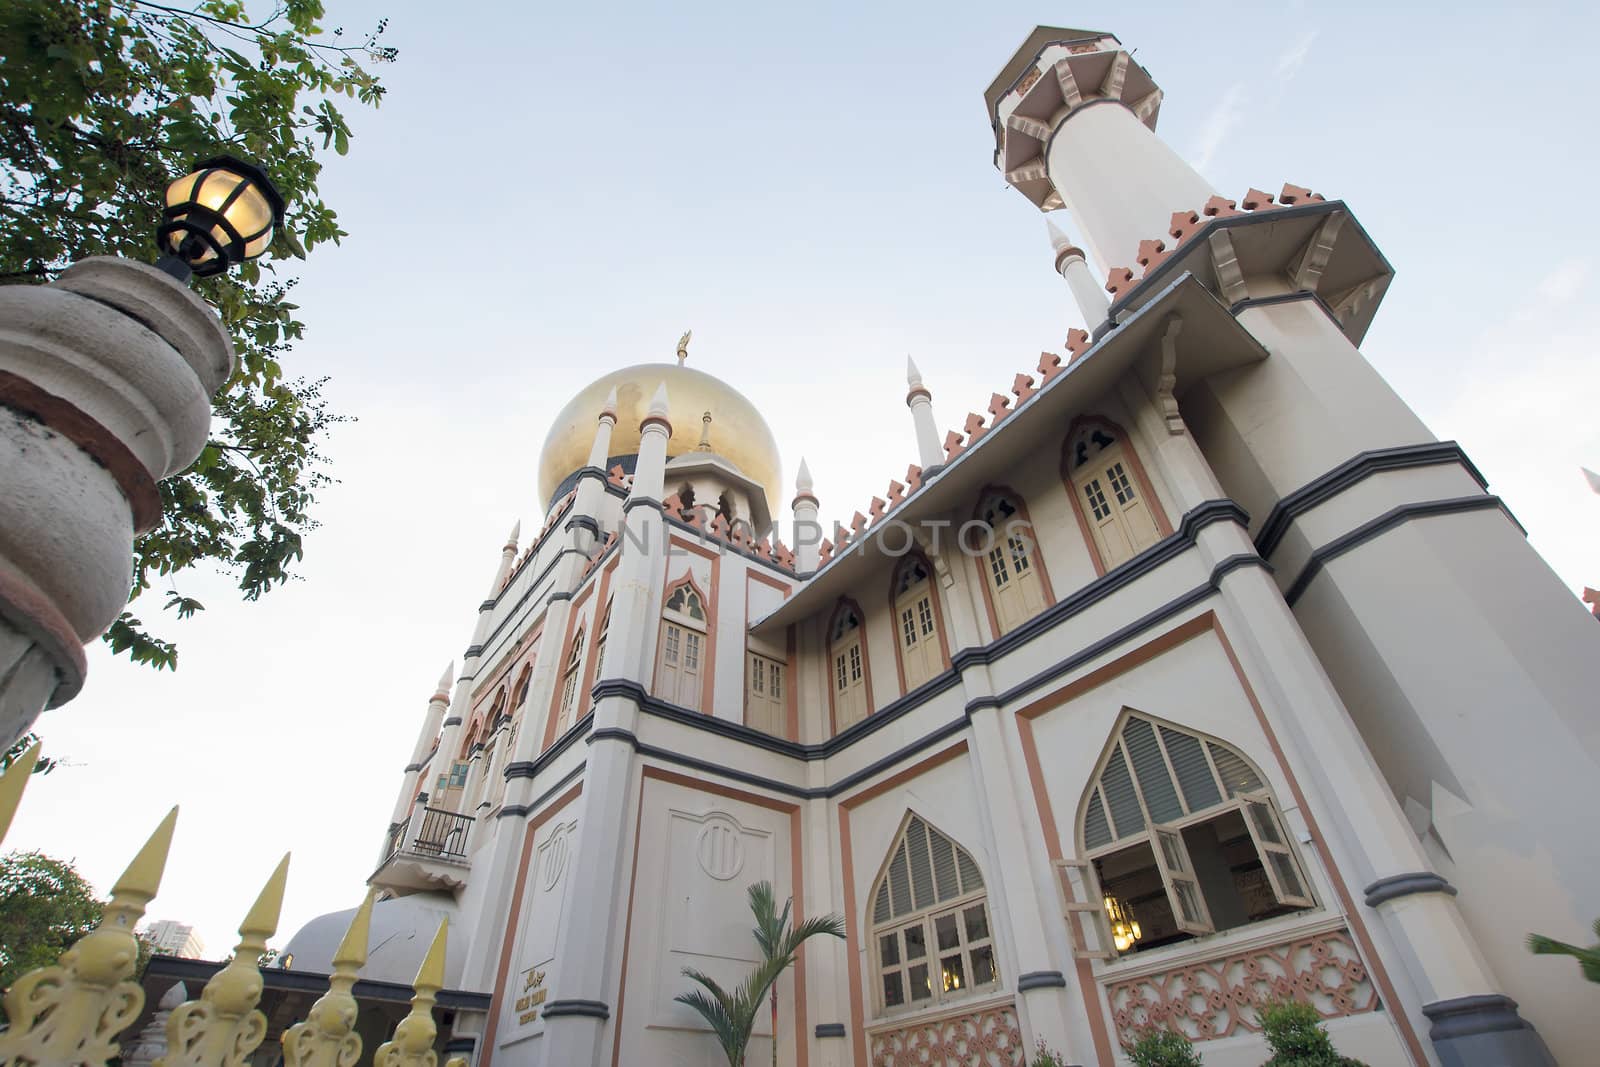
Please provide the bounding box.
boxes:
[1255,998,1368,1067]
[1029,1038,1070,1067]
[1125,1026,1203,1067]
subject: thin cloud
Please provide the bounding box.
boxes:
[1534,257,1589,306]
[1191,83,1244,172]
[1274,30,1319,80]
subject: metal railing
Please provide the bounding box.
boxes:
[410,806,474,861]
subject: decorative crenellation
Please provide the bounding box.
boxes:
[578,530,619,580]
[1104,182,1328,298]
[867,1001,1026,1067]
[606,464,634,491]
[813,321,1105,567]
[1105,926,1378,1046]
[501,491,578,593]
[660,493,798,571]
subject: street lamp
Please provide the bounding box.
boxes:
[155,156,286,282]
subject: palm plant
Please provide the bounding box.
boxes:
[675,880,846,1067]
[1527,917,1600,983]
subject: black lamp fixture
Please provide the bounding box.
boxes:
[154,156,286,283]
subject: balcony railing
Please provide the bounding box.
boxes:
[411,806,473,861]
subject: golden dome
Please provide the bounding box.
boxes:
[538,362,782,512]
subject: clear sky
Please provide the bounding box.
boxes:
[8,0,1597,960]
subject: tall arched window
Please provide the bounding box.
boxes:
[1074,713,1313,955]
[590,599,613,692]
[656,581,707,710]
[892,556,942,691]
[1065,421,1163,572]
[555,626,586,734]
[869,814,997,1014]
[974,491,1047,634]
[829,601,870,731]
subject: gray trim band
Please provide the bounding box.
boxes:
[463,645,482,658]
[1421,995,1531,1040]
[623,496,661,514]
[1364,871,1458,907]
[815,1023,847,1038]
[565,514,600,535]
[540,998,610,1020]
[404,762,422,773]
[1017,971,1068,991]
[1255,441,1486,559]
[497,762,586,819]
[1284,495,1515,606]
[442,717,462,727]
[479,599,496,613]
[442,1038,477,1053]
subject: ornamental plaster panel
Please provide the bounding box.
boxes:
[499,816,580,1046]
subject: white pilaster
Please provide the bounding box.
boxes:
[905,357,945,472]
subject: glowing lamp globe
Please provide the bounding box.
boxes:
[155,156,285,280]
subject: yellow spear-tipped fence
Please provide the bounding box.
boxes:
[0,750,463,1067]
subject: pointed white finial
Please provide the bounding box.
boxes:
[796,457,814,494]
[648,382,670,419]
[601,386,618,419]
[1046,217,1073,254]
[436,662,455,692]
[906,355,923,388]
[505,520,521,549]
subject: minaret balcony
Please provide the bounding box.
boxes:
[371,806,475,895]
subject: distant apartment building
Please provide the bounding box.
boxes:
[143,919,204,958]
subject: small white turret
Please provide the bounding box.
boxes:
[630,383,672,501]
[905,356,945,472]
[388,662,456,827]
[792,458,821,572]
[1047,218,1109,329]
[486,521,520,599]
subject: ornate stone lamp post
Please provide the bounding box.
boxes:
[0,157,284,746]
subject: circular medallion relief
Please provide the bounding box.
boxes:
[695,815,744,881]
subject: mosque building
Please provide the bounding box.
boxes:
[282,24,1600,1067]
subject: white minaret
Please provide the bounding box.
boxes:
[989,29,1214,277]
[565,386,618,554]
[388,662,454,828]
[1046,218,1108,328]
[791,458,821,571]
[905,357,945,472]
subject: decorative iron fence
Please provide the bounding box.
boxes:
[413,806,473,860]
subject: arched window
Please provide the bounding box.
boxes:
[1074,714,1312,955]
[869,814,997,1014]
[892,556,942,691]
[555,626,586,734]
[1066,421,1162,571]
[974,491,1047,634]
[829,601,870,731]
[591,599,613,689]
[656,580,707,710]
[513,665,532,711]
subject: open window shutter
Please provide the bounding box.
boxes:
[1053,859,1115,961]
[1150,824,1214,935]
[1238,792,1314,907]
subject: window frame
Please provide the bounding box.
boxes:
[745,650,786,736]
[827,600,871,733]
[971,489,1049,635]
[656,579,709,711]
[555,626,586,734]
[1062,417,1171,575]
[1075,714,1315,954]
[867,815,998,1019]
[891,556,943,692]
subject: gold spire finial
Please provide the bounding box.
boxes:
[157,854,291,1067]
[698,411,713,451]
[0,808,179,1066]
[282,892,373,1067]
[374,920,448,1067]
[0,740,41,845]
[676,329,692,366]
